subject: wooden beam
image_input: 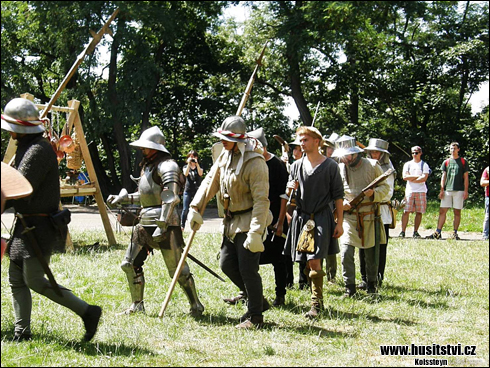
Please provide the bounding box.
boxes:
[70,102,116,246]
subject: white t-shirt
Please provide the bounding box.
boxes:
[403,160,430,194]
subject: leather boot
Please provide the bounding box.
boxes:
[367,281,378,295]
[82,305,102,342]
[305,269,325,319]
[343,284,356,298]
[223,290,247,305]
[236,315,264,329]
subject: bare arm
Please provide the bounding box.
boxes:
[439,171,447,199]
[333,198,344,238]
[463,172,469,200]
[481,171,489,187]
[196,161,204,177]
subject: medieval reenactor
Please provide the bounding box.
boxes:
[2,98,102,342]
[188,116,272,328]
[107,126,204,317]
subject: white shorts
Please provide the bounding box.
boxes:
[440,191,465,210]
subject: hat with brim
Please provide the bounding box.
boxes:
[130,126,170,154]
[1,162,33,200]
[212,115,248,143]
[248,127,267,147]
[364,138,391,155]
[1,98,45,134]
[289,137,302,147]
[1,114,45,134]
[323,132,339,148]
[332,135,364,158]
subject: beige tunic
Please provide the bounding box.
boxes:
[191,144,271,240]
[339,158,389,249]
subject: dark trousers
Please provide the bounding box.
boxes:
[360,224,390,282]
[260,231,287,297]
[285,255,294,287]
[181,190,196,228]
[220,233,264,316]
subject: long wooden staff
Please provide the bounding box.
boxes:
[158,163,220,318]
[158,42,269,318]
[310,101,321,127]
[235,41,268,116]
[40,8,120,120]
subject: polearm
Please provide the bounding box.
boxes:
[235,41,268,116]
[158,162,221,318]
[40,8,120,119]
[159,42,269,318]
[310,101,321,127]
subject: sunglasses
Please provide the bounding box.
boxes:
[412,152,420,155]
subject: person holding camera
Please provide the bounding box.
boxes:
[181,150,203,231]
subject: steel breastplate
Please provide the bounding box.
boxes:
[139,166,162,226]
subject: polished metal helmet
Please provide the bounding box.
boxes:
[323,132,339,148]
[130,126,170,153]
[248,127,267,147]
[289,136,302,147]
[331,135,364,158]
[212,115,248,143]
[1,98,45,134]
[364,138,391,155]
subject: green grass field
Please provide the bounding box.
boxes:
[1,202,489,367]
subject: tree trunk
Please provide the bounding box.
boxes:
[108,19,133,191]
[283,0,312,126]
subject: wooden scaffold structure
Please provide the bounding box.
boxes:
[3,93,116,247]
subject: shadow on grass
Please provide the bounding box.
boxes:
[1,327,154,357]
[155,309,356,338]
[381,284,453,309]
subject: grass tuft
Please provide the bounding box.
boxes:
[1,202,488,366]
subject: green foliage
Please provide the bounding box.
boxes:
[1,1,488,202]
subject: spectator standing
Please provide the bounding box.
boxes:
[400,146,431,239]
[481,166,489,240]
[426,142,469,240]
[181,150,203,231]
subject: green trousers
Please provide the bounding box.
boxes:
[9,256,89,336]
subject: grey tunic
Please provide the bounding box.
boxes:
[285,157,344,261]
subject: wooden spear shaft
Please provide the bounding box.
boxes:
[158,40,269,318]
[158,163,219,318]
[235,41,268,116]
[40,8,119,119]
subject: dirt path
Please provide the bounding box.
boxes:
[1,204,485,241]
